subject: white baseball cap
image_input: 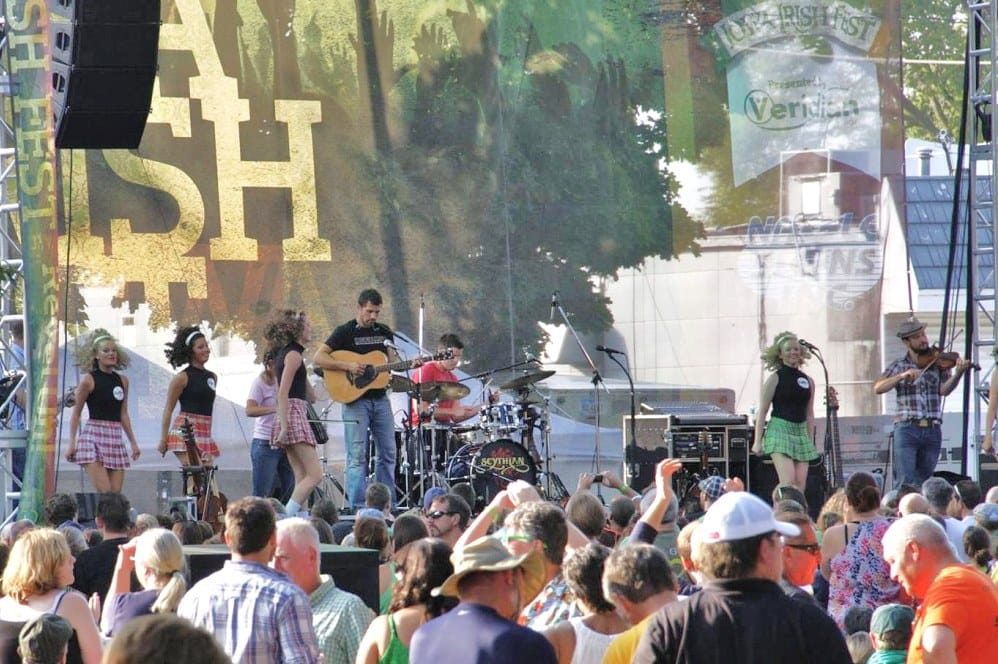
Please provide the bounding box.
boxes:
[700,492,800,543]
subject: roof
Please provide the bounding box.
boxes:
[905,176,993,290]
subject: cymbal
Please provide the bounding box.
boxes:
[390,374,414,394]
[514,394,544,406]
[500,370,555,391]
[418,380,470,402]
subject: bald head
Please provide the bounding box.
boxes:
[986,485,998,504]
[898,492,930,516]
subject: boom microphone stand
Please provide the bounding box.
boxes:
[799,339,837,492]
[550,291,610,498]
[600,346,638,486]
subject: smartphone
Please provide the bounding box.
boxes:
[593,474,603,483]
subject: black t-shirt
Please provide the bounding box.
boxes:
[771,365,811,423]
[325,320,394,399]
[86,370,124,421]
[276,342,308,400]
[179,366,217,416]
[72,536,131,605]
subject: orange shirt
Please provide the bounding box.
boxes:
[908,564,998,664]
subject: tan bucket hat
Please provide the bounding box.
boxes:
[896,317,925,339]
[433,536,547,600]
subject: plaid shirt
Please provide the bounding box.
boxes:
[178,560,320,664]
[882,354,950,421]
[310,575,373,664]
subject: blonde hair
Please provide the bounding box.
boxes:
[2,529,71,602]
[73,328,130,371]
[133,528,187,614]
[760,331,810,371]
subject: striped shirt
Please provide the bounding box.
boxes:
[178,560,320,664]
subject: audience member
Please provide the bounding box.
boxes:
[0,528,102,664]
[846,631,873,664]
[308,517,335,544]
[72,493,131,606]
[922,477,970,561]
[100,614,230,664]
[565,492,606,542]
[409,537,555,664]
[898,492,930,517]
[600,544,678,664]
[963,525,993,575]
[171,520,205,546]
[881,513,998,662]
[364,482,394,524]
[99,528,186,637]
[391,513,429,569]
[541,543,627,664]
[821,472,899,631]
[866,603,914,664]
[816,489,847,533]
[843,605,873,636]
[603,496,635,547]
[82,530,102,549]
[354,516,394,613]
[775,511,820,605]
[632,492,849,664]
[1,520,35,548]
[426,494,470,549]
[43,495,81,531]
[309,498,339,528]
[133,515,158,535]
[177,496,320,662]
[357,537,456,664]
[58,527,88,557]
[986,485,998,503]
[674,520,702,595]
[450,482,477,516]
[274,518,373,664]
[951,480,982,527]
[772,484,808,513]
[17,613,73,664]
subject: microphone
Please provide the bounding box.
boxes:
[550,291,558,321]
[798,339,819,352]
[383,339,399,351]
[596,345,624,354]
[522,347,542,365]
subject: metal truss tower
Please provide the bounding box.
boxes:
[969,1,998,480]
[0,2,28,522]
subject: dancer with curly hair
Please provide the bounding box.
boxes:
[264,309,321,516]
[158,326,219,464]
[751,331,818,491]
[66,329,141,492]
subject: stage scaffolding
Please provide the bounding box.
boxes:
[0,3,29,522]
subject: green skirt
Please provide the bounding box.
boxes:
[763,417,819,462]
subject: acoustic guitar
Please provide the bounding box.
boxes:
[324,348,453,403]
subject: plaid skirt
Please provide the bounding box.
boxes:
[762,417,819,462]
[75,419,131,469]
[165,412,220,458]
[271,398,316,449]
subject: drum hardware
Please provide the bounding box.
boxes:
[498,369,555,392]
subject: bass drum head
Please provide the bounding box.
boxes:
[470,439,537,507]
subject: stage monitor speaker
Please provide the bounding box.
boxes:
[48,0,162,149]
[748,455,826,521]
[74,492,100,523]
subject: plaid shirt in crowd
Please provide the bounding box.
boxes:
[178,560,321,664]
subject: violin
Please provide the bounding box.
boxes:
[915,346,980,371]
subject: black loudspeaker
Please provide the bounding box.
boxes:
[748,456,827,521]
[49,0,162,149]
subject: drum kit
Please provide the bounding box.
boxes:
[391,366,565,510]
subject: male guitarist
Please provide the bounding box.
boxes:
[314,288,411,509]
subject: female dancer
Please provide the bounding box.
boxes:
[264,309,321,515]
[751,331,818,490]
[246,350,294,501]
[66,329,141,493]
[158,326,219,464]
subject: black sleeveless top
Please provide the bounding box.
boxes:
[86,370,124,421]
[0,590,85,664]
[178,365,217,416]
[276,342,308,400]
[771,365,812,423]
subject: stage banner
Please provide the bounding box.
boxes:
[8,0,62,520]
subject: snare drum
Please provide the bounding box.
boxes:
[480,403,524,438]
[468,438,537,505]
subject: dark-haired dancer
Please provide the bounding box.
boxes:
[66,329,141,492]
[265,310,322,516]
[158,326,219,464]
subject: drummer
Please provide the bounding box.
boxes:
[411,333,481,424]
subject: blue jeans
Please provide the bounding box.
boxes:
[893,422,942,488]
[251,438,294,503]
[343,396,396,508]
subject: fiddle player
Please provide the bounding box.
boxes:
[983,349,998,457]
[873,317,972,487]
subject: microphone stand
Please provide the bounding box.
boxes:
[805,343,836,491]
[551,293,609,499]
[603,349,638,486]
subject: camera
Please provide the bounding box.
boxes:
[593,474,603,483]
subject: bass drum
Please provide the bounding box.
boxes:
[470,438,537,507]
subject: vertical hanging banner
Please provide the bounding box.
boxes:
[7,1,62,521]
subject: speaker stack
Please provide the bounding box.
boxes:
[49,0,161,149]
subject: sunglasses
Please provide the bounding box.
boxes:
[784,542,820,554]
[426,510,457,520]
